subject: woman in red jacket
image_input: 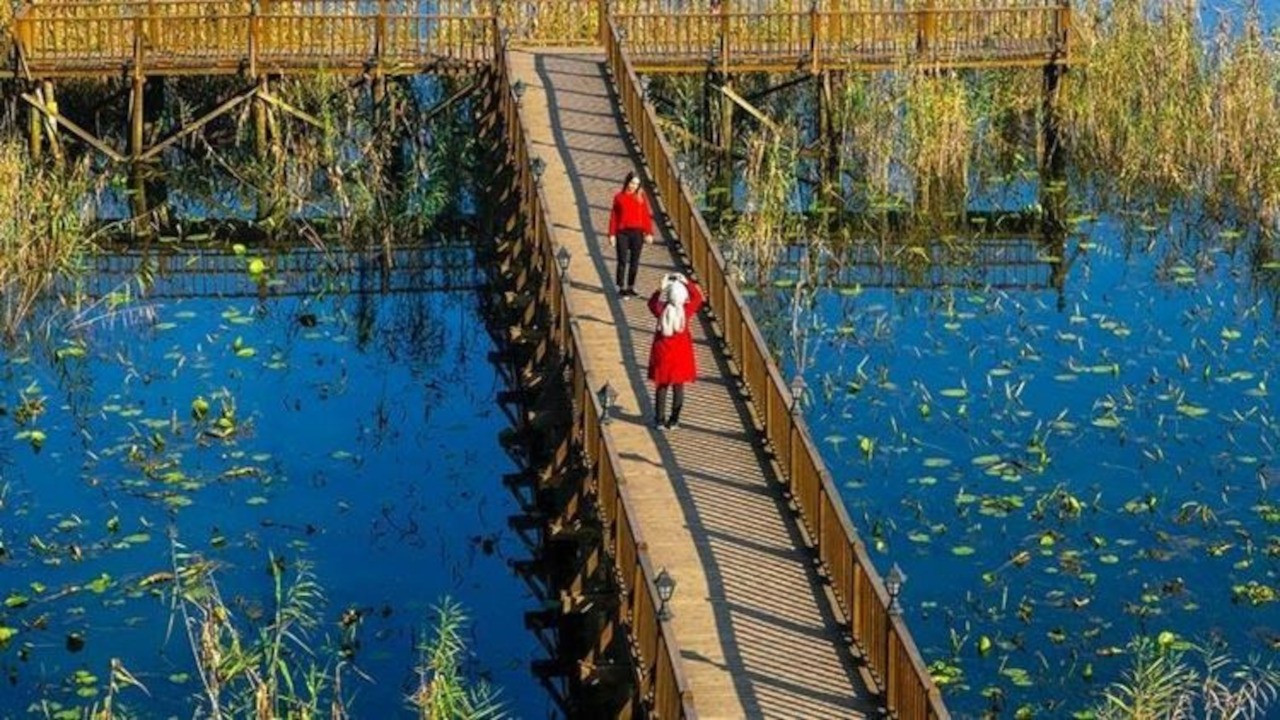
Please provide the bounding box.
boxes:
[648,273,704,429]
[608,172,655,297]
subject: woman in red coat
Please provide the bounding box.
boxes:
[648,273,704,429]
[608,172,655,297]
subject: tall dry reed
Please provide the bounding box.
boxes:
[0,139,94,336]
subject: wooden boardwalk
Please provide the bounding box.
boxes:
[510,47,879,717]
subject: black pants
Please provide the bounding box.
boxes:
[615,230,644,290]
[655,384,684,424]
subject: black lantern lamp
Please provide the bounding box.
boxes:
[556,246,571,274]
[789,373,807,414]
[512,79,526,102]
[597,382,618,424]
[655,567,677,621]
[886,563,906,616]
[531,156,546,182]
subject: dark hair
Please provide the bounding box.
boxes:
[621,172,640,191]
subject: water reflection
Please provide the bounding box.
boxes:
[0,242,550,718]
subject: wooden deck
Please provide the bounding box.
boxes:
[510,47,880,717]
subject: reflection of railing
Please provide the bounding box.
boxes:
[605,18,949,719]
[69,244,484,299]
[492,29,698,720]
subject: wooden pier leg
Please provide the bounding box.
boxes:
[1041,62,1063,178]
[254,76,269,159]
[817,70,840,220]
[1041,62,1067,311]
[371,70,387,127]
[27,87,42,163]
[40,81,64,169]
[130,74,145,161]
[716,75,734,224]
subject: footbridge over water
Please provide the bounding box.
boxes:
[7,2,1077,715]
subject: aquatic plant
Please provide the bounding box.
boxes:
[0,138,96,337]
[1093,636,1280,720]
[171,547,355,719]
[407,598,506,720]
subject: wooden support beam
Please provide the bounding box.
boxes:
[420,81,478,125]
[138,85,259,162]
[743,73,813,104]
[256,90,325,130]
[719,82,779,134]
[19,92,126,162]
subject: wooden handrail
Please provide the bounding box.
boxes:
[491,26,698,720]
[603,17,950,719]
[12,0,1069,77]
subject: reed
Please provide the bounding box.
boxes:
[1094,636,1280,720]
[0,139,96,337]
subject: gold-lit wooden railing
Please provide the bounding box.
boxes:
[612,0,1069,71]
[10,0,1068,78]
[12,0,497,77]
[605,18,949,719]
[492,28,698,720]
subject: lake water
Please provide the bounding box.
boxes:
[747,205,1280,715]
[0,243,552,718]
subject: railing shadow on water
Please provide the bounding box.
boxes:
[601,17,950,720]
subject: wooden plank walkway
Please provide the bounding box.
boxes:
[510,47,880,717]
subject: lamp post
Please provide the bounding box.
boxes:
[597,382,618,424]
[886,562,906,616]
[556,246,571,274]
[655,567,677,621]
[789,373,807,414]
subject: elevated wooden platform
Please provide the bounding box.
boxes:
[7,0,1069,79]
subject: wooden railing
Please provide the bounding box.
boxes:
[612,0,1069,70]
[12,0,497,75]
[604,18,949,719]
[492,28,698,720]
[10,0,1068,76]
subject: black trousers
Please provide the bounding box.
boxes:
[615,230,644,290]
[655,384,685,423]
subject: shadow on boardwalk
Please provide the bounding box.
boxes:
[519,49,880,717]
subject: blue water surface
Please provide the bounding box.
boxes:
[749,209,1280,716]
[0,244,551,718]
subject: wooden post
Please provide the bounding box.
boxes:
[371,69,386,127]
[253,76,269,158]
[40,80,64,169]
[130,20,145,161]
[817,70,833,207]
[27,88,42,162]
[719,0,731,73]
[1041,63,1062,178]
[1041,62,1067,311]
[717,76,734,224]
[917,0,936,57]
